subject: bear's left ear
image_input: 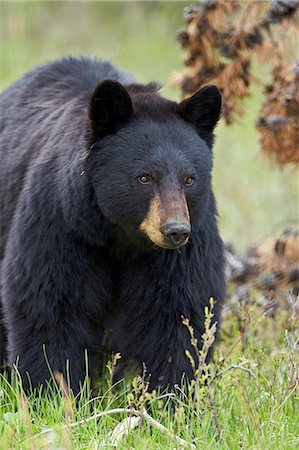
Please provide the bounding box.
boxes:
[177,85,221,148]
[89,80,133,139]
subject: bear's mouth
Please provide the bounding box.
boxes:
[139,192,191,250]
[142,229,190,250]
[153,237,190,250]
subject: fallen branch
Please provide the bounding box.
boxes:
[33,407,196,449]
[110,415,141,447]
[141,408,196,449]
[33,408,133,438]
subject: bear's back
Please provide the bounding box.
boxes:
[0,57,136,111]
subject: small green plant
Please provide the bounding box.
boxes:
[182,297,217,386]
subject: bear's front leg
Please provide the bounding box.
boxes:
[112,303,203,391]
[112,237,225,392]
[1,220,113,395]
[4,311,103,395]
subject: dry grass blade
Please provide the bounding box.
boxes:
[19,393,34,450]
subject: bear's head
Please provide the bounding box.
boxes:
[86,80,221,250]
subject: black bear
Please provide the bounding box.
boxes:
[0,57,225,394]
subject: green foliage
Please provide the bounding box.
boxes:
[1,296,298,449]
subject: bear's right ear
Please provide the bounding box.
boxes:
[89,80,133,138]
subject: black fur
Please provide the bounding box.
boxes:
[0,57,225,394]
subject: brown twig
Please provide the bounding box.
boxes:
[211,364,258,383]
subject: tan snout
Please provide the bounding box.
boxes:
[139,190,191,249]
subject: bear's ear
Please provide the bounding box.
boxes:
[89,80,133,138]
[177,85,221,148]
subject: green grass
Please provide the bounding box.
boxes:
[1,297,298,449]
[0,2,298,449]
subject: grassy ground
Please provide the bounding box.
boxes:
[1,296,298,449]
[0,2,298,449]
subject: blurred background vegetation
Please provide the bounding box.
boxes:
[0,1,297,250]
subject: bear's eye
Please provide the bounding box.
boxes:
[137,174,151,184]
[184,176,195,187]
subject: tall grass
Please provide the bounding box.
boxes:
[1,293,298,449]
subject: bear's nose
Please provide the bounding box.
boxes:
[162,221,191,247]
